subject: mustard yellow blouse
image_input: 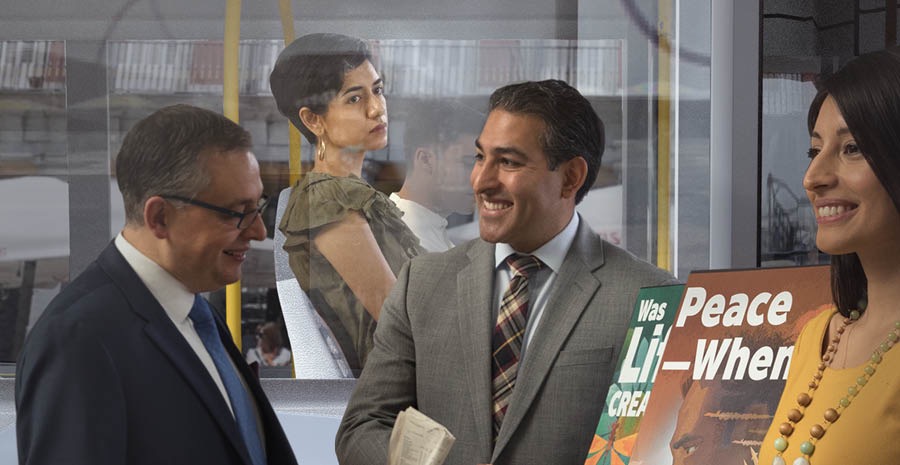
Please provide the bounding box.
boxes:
[760,309,900,465]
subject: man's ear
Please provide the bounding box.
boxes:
[414,148,435,175]
[561,156,589,199]
[298,107,323,137]
[143,196,171,239]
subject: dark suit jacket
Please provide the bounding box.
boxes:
[15,243,298,465]
[336,219,676,465]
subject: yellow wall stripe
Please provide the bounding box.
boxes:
[656,0,672,272]
[278,0,303,185]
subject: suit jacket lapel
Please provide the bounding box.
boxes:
[97,244,253,465]
[492,221,605,460]
[141,323,253,465]
[458,240,496,457]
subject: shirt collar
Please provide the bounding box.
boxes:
[115,232,195,322]
[389,193,448,228]
[494,213,579,274]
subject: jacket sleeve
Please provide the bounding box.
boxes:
[335,260,419,465]
[16,317,127,465]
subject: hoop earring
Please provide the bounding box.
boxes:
[316,138,326,161]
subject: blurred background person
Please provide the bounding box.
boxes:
[246,321,292,367]
[270,33,424,376]
[761,47,900,465]
[391,100,484,252]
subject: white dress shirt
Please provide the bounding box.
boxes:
[390,192,454,252]
[492,213,579,362]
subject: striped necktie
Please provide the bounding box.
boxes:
[189,295,266,465]
[491,253,542,439]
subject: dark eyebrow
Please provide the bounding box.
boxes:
[671,433,701,450]
[474,139,527,158]
[340,78,384,97]
[811,126,853,140]
[494,146,528,158]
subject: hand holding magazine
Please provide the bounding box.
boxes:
[388,407,456,465]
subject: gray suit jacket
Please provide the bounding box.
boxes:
[336,219,675,465]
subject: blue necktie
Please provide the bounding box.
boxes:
[189,295,266,465]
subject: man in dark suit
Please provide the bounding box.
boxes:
[15,104,297,465]
[336,80,675,465]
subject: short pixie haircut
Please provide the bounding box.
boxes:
[269,33,372,145]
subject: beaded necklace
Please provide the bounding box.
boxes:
[771,310,900,465]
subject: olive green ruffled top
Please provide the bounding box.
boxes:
[279,172,424,375]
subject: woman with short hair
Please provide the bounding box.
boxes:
[270,33,424,376]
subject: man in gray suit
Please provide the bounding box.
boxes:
[336,80,674,465]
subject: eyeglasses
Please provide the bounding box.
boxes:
[161,194,270,230]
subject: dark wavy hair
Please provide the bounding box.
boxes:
[269,33,372,145]
[806,46,900,316]
[488,79,605,204]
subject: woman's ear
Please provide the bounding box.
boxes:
[299,107,324,137]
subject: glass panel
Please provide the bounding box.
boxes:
[673,0,712,277]
[760,70,820,266]
[581,0,712,278]
[760,1,899,266]
[100,37,635,377]
[1,3,720,379]
[0,40,68,363]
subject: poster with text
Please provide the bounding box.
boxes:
[585,284,685,465]
[629,265,831,465]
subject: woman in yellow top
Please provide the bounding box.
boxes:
[760,47,900,465]
[270,34,424,376]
